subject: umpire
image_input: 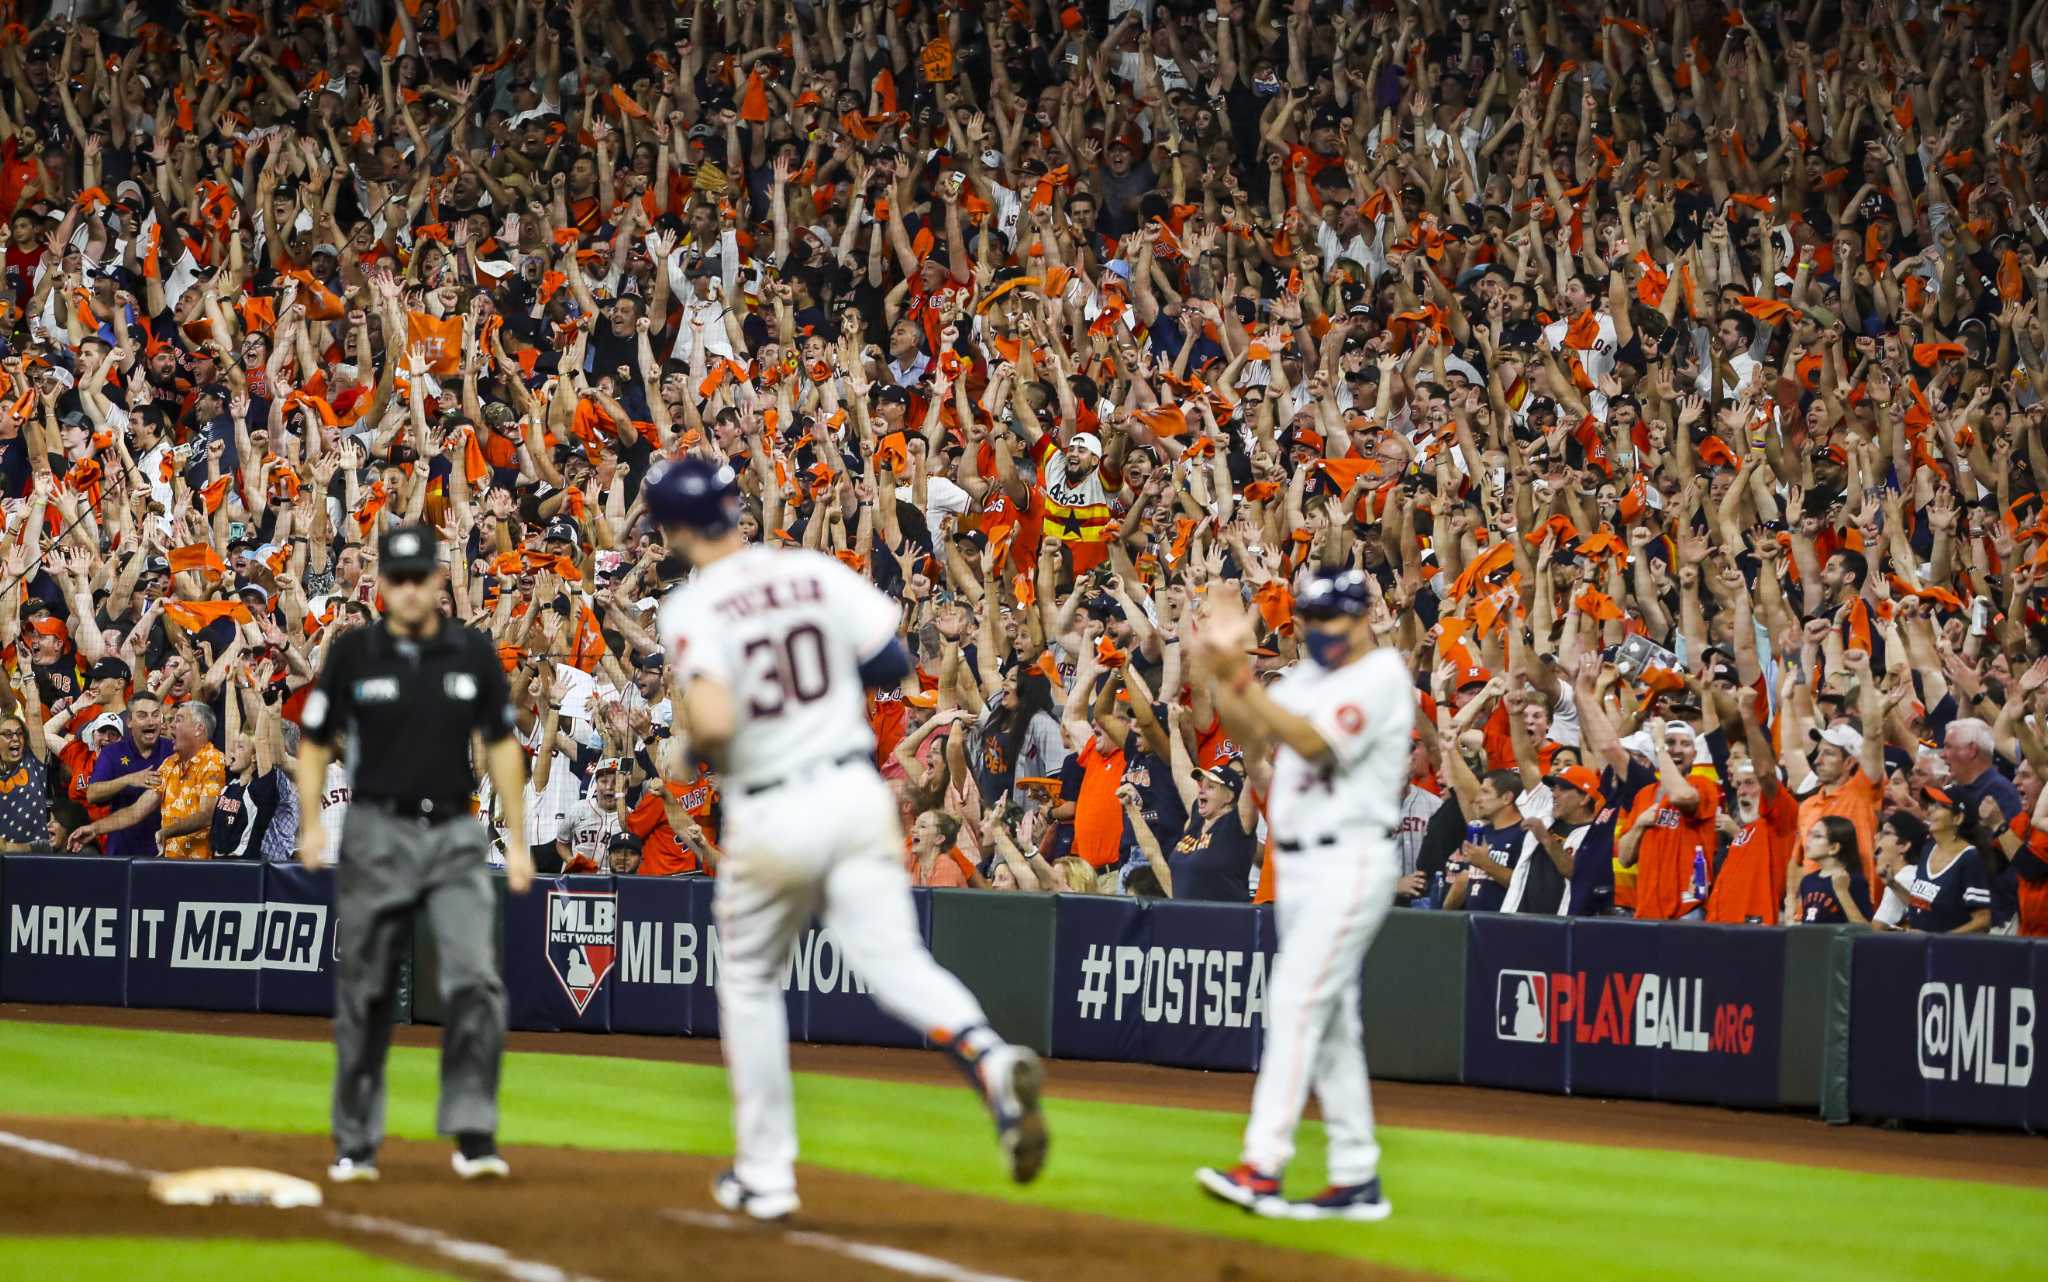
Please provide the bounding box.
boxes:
[295,523,533,1184]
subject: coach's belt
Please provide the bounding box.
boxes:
[358,795,472,823]
[740,752,870,798]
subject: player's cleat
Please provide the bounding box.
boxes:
[711,1169,801,1221]
[450,1133,510,1181]
[980,1045,1049,1184]
[326,1154,379,1184]
[1287,1179,1393,1222]
[1195,1163,1283,1213]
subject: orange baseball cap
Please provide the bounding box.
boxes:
[1544,765,1605,810]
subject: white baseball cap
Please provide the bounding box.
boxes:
[1067,432,1104,457]
[1811,724,1865,757]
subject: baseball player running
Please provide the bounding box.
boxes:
[646,459,1048,1221]
[1191,568,1411,1222]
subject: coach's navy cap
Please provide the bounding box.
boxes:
[1295,568,1371,619]
[378,524,439,576]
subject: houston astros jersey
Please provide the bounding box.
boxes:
[658,546,900,790]
[1263,647,1415,845]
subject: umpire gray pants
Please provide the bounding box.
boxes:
[332,805,505,1156]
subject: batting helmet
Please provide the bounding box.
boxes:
[645,458,741,534]
[1295,567,1371,619]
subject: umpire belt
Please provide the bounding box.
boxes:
[1276,830,1388,854]
[356,795,473,824]
[740,752,870,798]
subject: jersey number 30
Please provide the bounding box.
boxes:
[742,624,831,717]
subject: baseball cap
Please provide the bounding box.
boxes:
[85,712,125,739]
[1296,567,1370,619]
[592,757,623,776]
[378,524,440,576]
[1197,763,1246,795]
[874,383,911,406]
[1455,664,1492,690]
[1920,785,1967,813]
[904,689,940,709]
[87,657,131,683]
[1544,765,1605,810]
[1810,724,1865,757]
[1067,432,1104,457]
[545,518,582,544]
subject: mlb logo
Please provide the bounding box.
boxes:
[1496,970,1550,1043]
[544,888,617,1016]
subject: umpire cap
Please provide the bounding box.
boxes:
[379,524,440,576]
[1295,567,1371,620]
[645,458,742,535]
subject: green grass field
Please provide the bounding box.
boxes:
[0,1236,460,1282]
[0,1019,2041,1282]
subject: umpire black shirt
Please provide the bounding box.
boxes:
[300,616,515,801]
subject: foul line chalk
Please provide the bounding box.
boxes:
[664,1207,1033,1282]
[0,1128,606,1282]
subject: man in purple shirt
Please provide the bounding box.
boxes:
[77,695,172,856]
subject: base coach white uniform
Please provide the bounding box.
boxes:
[645,458,1047,1222]
[1194,567,1411,1222]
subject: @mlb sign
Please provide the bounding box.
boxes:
[546,888,617,1015]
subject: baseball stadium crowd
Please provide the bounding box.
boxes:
[1,0,2047,937]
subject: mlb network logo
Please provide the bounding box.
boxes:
[545,888,617,1016]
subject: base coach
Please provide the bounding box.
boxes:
[295,523,534,1183]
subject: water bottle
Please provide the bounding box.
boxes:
[1690,844,1709,906]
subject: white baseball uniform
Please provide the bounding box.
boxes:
[658,546,999,1198]
[1240,646,1414,1186]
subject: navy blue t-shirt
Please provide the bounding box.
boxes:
[1565,812,1619,916]
[1117,721,1185,865]
[1463,822,1530,913]
[1797,869,1872,923]
[1898,845,1992,932]
[1169,806,1256,903]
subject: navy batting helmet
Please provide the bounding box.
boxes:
[645,458,742,534]
[1295,567,1371,619]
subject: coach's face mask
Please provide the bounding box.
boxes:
[1303,623,1353,669]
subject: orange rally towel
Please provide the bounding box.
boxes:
[168,543,227,577]
[740,68,770,122]
[405,311,463,376]
[164,600,252,631]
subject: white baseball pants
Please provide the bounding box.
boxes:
[1241,842,1397,1186]
[713,761,990,1196]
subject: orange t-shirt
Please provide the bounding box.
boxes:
[1070,736,1127,868]
[1706,784,1798,924]
[1794,768,1881,891]
[906,845,974,887]
[626,775,719,877]
[1480,705,1517,771]
[1623,773,1722,921]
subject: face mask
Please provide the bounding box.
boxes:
[1304,628,1352,669]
